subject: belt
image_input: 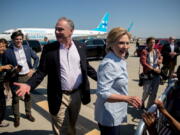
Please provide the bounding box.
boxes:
[61,88,79,95]
[18,73,28,77]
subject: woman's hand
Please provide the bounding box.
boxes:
[126,96,142,108]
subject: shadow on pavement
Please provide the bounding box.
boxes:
[33,88,99,135]
[77,116,99,135]
[5,107,30,123]
[1,130,53,135]
[132,79,139,82]
[31,88,47,95]
[90,89,97,94]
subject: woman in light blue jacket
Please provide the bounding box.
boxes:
[95,27,142,135]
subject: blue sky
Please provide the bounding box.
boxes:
[1,0,180,38]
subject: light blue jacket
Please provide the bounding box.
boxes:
[95,52,128,126]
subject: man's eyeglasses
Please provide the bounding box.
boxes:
[117,41,130,45]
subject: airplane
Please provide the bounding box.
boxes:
[127,22,134,32]
[0,13,110,44]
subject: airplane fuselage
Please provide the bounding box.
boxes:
[0,13,109,43]
[0,28,106,41]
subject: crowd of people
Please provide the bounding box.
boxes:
[0,16,179,135]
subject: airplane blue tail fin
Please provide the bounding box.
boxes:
[92,12,110,32]
[127,22,134,32]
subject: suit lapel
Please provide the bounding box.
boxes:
[10,47,18,65]
[54,41,60,65]
[54,42,61,84]
[74,41,83,60]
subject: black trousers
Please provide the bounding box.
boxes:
[0,83,6,122]
[161,61,176,79]
[98,123,121,135]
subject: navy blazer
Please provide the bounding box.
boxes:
[3,44,39,69]
[27,41,97,115]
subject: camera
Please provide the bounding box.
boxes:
[138,73,148,87]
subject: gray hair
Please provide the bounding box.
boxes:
[57,17,75,30]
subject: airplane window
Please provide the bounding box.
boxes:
[86,40,93,45]
[2,32,11,34]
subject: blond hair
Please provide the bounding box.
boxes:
[106,27,131,53]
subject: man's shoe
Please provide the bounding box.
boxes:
[0,121,9,127]
[26,114,35,122]
[14,118,20,127]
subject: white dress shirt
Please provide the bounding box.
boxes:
[170,43,175,52]
[59,41,82,91]
[13,46,30,75]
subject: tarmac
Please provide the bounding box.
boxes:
[1,45,179,135]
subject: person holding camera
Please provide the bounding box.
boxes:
[2,31,39,127]
[140,37,163,109]
[0,38,13,127]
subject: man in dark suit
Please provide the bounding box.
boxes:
[3,30,39,127]
[15,17,97,135]
[161,37,179,80]
[0,39,13,127]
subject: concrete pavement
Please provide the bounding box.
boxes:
[1,45,178,135]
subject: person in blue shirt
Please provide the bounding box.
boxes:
[95,27,142,135]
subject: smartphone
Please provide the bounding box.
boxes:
[17,65,23,72]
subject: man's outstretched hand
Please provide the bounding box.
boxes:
[14,82,31,97]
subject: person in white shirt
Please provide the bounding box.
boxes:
[3,30,39,127]
[161,37,180,80]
